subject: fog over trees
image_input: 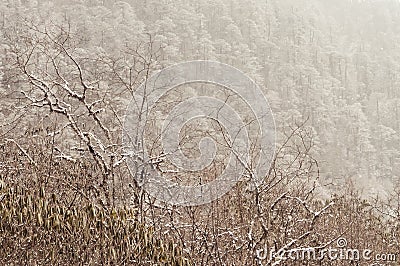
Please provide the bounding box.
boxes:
[0,0,399,265]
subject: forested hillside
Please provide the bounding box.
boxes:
[2,0,400,195]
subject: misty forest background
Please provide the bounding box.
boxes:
[0,0,399,265]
